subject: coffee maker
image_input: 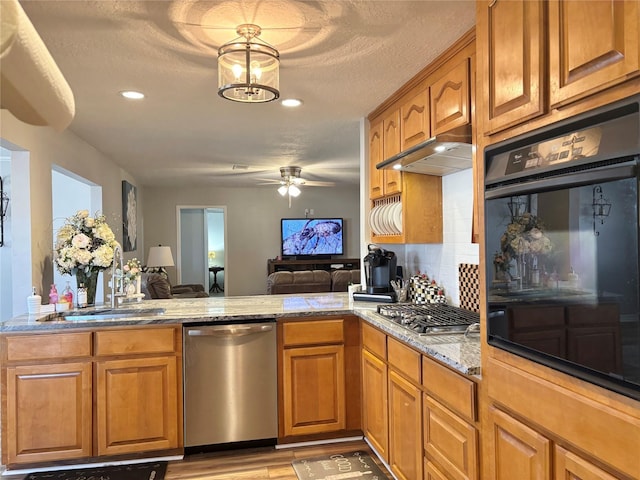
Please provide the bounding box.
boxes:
[353,244,398,302]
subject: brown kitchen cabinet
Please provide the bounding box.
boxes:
[2,332,93,466]
[430,57,471,135]
[477,0,640,136]
[387,337,423,480]
[422,355,479,480]
[400,85,430,151]
[361,322,389,460]
[1,326,182,468]
[369,116,402,200]
[279,317,364,439]
[487,406,551,480]
[361,348,389,460]
[554,445,620,480]
[548,0,640,109]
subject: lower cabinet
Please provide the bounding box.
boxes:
[488,406,620,480]
[361,322,481,480]
[388,369,423,480]
[279,316,362,439]
[5,361,93,464]
[95,356,179,456]
[488,406,551,480]
[1,327,182,467]
[361,348,388,460]
[281,344,346,436]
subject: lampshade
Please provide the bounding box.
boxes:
[147,246,175,268]
[218,24,279,103]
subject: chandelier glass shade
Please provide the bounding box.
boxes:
[218,24,280,103]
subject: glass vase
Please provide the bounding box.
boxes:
[76,269,99,306]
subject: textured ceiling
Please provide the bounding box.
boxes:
[19,0,476,188]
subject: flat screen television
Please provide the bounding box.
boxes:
[281,218,344,258]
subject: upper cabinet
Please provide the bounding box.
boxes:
[430,58,471,135]
[368,30,475,244]
[478,0,640,136]
[548,0,640,108]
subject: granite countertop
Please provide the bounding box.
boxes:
[1,293,481,376]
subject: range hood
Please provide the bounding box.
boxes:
[376,124,473,176]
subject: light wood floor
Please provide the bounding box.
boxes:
[1,440,389,479]
[165,440,390,480]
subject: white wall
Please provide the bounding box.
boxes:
[0,110,143,314]
[143,185,360,296]
[401,169,479,306]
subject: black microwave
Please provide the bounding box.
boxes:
[484,95,640,402]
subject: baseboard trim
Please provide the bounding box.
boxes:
[275,435,364,450]
[364,437,397,480]
[1,454,183,476]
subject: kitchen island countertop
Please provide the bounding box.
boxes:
[1,292,480,376]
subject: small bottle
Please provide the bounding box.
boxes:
[63,281,74,306]
[48,284,59,305]
[77,283,88,308]
[27,287,41,315]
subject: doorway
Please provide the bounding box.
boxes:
[177,206,226,296]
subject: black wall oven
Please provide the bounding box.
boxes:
[485,96,640,401]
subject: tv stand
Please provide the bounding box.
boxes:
[268,258,361,275]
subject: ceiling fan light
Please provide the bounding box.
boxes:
[288,185,301,197]
[218,24,280,103]
[278,185,288,196]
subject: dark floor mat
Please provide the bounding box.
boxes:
[292,450,389,480]
[22,461,167,480]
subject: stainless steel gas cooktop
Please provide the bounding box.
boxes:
[377,304,480,335]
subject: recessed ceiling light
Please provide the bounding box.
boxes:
[281,98,302,107]
[120,90,145,100]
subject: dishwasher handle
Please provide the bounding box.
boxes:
[186,323,274,337]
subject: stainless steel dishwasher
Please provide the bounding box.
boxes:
[183,320,277,449]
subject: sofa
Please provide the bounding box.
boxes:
[141,272,209,299]
[267,269,361,294]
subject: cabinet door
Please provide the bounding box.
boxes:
[430,59,470,135]
[478,0,545,134]
[96,356,179,456]
[549,0,640,108]
[488,407,551,480]
[388,370,423,480]
[554,445,619,480]
[282,344,346,436]
[424,395,478,480]
[369,118,385,200]
[362,349,389,461]
[401,87,430,150]
[425,460,450,480]
[5,362,92,465]
[383,109,402,195]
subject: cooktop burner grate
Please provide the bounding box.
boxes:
[377,304,480,334]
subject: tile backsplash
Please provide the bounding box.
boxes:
[400,169,480,306]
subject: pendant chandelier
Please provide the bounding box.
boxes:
[218,24,280,103]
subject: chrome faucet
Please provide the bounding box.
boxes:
[110,242,126,308]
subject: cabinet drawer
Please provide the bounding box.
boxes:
[362,322,386,359]
[282,319,344,347]
[4,332,92,362]
[95,328,177,356]
[422,356,476,422]
[388,337,421,384]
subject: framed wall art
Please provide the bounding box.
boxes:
[122,180,137,252]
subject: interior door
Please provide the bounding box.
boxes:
[179,208,207,287]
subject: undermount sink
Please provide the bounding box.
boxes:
[58,307,165,321]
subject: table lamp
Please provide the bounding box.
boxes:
[147,246,175,276]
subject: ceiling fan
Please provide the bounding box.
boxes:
[258,166,334,207]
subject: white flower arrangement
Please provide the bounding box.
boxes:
[54,210,117,275]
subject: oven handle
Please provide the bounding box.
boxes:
[485,160,637,200]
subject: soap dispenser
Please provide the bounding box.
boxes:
[27,287,41,315]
